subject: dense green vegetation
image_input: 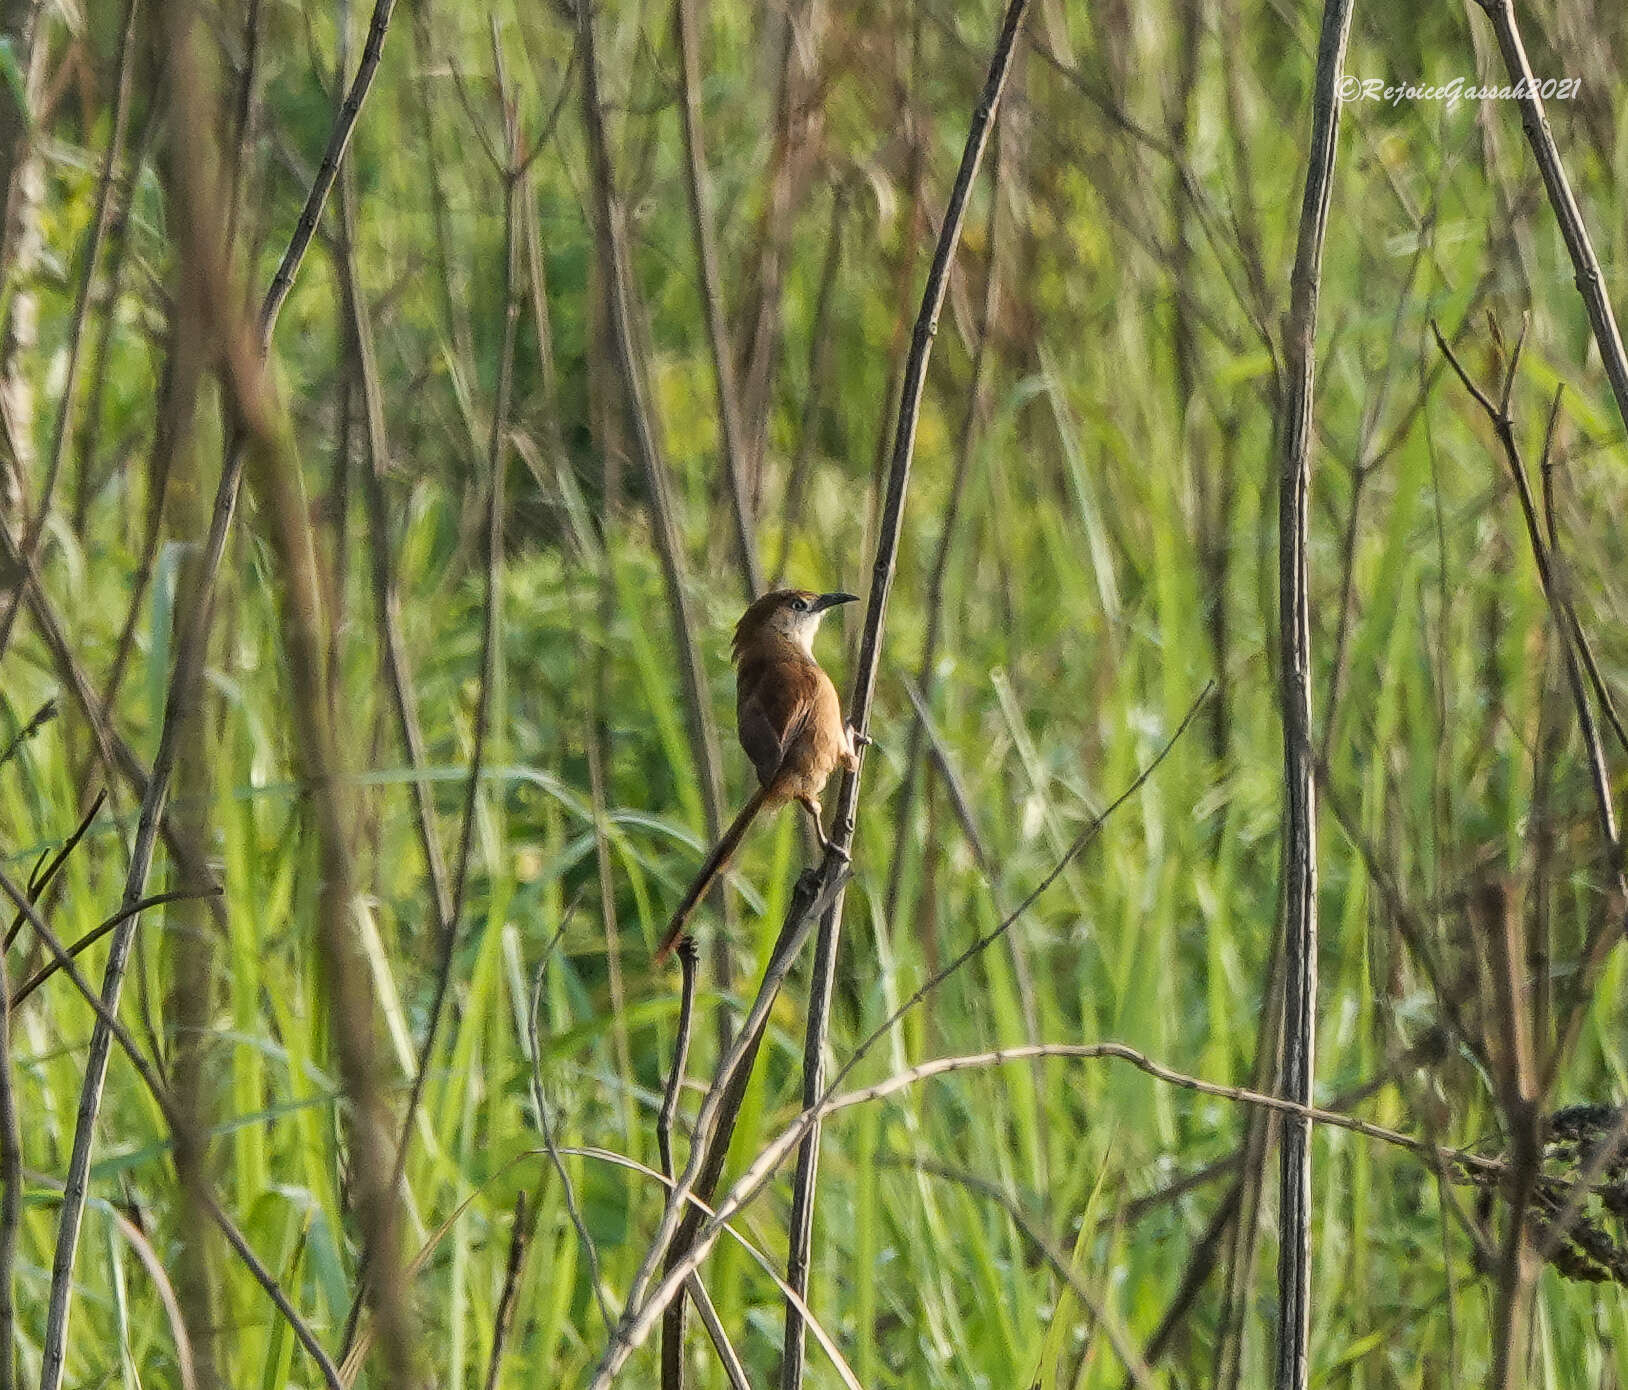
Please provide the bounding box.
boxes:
[2,0,1628,1385]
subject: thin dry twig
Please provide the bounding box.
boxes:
[0,868,343,1389]
[564,1146,866,1390]
[881,115,1005,930]
[652,794,700,1389]
[575,0,735,1009]
[528,941,614,1334]
[673,0,762,599]
[1213,923,1285,1390]
[74,96,157,536]
[481,1192,533,1390]
[11,889,216,1007]
[1469,0,1628,438]
[900,679,990,870]
[657,937,699,1185]
[407,1,475,368]
[737,0,824,482]
[844,687,1211,1098]
[1532,388,1628,763]
[658,954,772,1389]
[592,1033,1506,1380]
[261,0,399,343]
[1272,4,1353,1385]
[374,18,528,1269]
[0,514,227,910]
[4,787,103,952]
[682,1276,752,1390]
[592,865,849,1387]
[1431,321,1627,1086]
[781,5,1030,1380]
[826,1045,1494,1169]
[340,194,455,921]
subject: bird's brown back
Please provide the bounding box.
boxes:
[652,589,855,963]
[731,588,856,806]
[735,643,847,802]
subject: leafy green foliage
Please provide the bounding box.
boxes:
[2,0,1628,1386]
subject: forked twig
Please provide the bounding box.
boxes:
[564,1146,866,1390]
[591,866,848,1387]
[12,888,218,1007]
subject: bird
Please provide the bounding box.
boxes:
[653,588,866,964]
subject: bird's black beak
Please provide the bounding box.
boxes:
[812,591,859,613]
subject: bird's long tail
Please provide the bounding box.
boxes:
[652,785,771,964]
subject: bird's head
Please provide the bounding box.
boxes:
[733,588,858,660]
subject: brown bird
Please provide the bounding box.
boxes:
[653,588,865,964]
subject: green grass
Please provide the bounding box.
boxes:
[3,0,1628,1386]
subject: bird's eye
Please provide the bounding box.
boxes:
[791,597,807,612]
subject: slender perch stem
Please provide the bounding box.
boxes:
[1273,2,1353,1387]
[781,3,1030,1382]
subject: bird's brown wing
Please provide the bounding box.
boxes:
[737,658,813,788]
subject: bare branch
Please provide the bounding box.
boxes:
[1470,0,1628,438]
[781,3,1030,1379]
[1272,3,1353,1385]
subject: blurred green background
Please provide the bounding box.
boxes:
[2,0,1628,1385]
